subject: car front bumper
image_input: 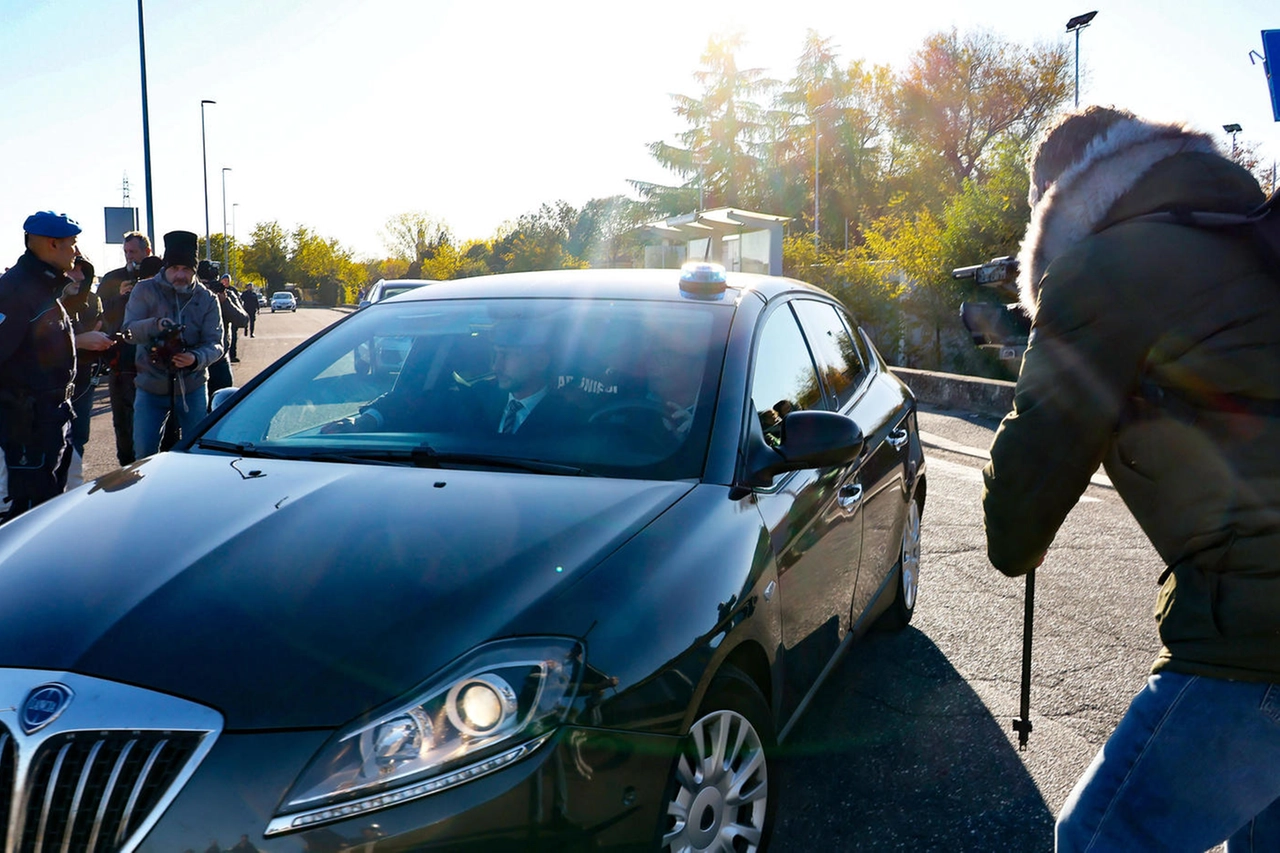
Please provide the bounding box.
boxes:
[137,725,679,852]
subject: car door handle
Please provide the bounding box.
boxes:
[838,483,863,509]
[888,427,909,450]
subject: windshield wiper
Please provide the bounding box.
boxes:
[300,449,414,467]
[410,446,594,476]
[194,438,293,459]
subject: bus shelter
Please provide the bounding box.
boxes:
[634,208,791,276]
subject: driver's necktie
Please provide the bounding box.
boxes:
[500,398,524,434]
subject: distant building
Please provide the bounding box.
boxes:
[632,208,791,276]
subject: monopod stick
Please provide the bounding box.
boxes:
[1013,568,1036,750]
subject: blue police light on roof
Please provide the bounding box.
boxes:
[679,262,727,295]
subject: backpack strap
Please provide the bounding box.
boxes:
[1113,188,1280,274]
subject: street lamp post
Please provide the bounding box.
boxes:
[137,1,156,245]
[1223,123,1242,160]
[814,119,821,252]
[200,99,216,259]
[232,202,239,278]
[221,167,232,276]
[1066,12,1098,109]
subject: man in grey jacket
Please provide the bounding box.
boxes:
[123,230,224,458]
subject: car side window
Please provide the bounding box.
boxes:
[750,304,825,447]
[791,299,868,410]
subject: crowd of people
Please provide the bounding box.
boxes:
[0,221,263,521]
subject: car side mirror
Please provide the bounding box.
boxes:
[744,410,865,488]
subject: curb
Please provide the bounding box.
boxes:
[890,367,1014,420]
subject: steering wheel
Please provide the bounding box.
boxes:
[587,398,670,424]
[587,398,680,455]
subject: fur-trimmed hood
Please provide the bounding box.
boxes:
[1016,117,1220,318]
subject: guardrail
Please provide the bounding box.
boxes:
[890,367,1015,420]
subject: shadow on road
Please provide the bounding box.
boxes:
[773,626,1054,852]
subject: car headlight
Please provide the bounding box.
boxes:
[272,638,582,829]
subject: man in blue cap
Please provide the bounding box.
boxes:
[0,211,82,521]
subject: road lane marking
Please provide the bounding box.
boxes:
[924,455,1101,503]
[920,431,1113,491]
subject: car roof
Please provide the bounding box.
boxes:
[386,269,832,304]
[375,279,435,288]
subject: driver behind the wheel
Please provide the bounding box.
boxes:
[643,329,705,439]
[590,327,706,443]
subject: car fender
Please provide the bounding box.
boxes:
[510,484,780,739]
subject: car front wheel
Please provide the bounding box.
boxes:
[661,666,776,852]
[877,496,921,631]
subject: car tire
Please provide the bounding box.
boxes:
[876,495,921,631]
[660,665,777,853]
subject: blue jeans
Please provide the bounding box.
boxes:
[133,385,208,459]
[1057,672,1280,852]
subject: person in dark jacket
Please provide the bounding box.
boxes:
[982,106,1280,851]
[0,211,81,520]
[201,264,248,411]
[98,231,155,466]
[241,286,260,337]
[61,255,114,488]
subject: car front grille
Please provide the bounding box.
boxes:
[0,671,223,853]
[0,727,200,853]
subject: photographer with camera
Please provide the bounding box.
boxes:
[983,107,1280,850]
[123,231,224,459]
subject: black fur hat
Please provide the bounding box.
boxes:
[161,230,198,269]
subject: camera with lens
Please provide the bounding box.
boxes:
[952,255,1019,289]
[952,255,1028,371]
[101,331,132,374]
[147,323,187,369]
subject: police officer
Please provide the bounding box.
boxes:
[0,211,81,521]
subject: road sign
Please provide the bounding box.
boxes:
[1264,30,1280,122]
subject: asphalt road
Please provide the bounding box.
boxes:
[772,407,1172,852]
[75,315,1180,851]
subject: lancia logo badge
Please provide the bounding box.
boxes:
[21,683,74,734]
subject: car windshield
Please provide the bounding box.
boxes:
[198,297,732,480]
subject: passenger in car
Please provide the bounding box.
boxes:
[322,321,579,437]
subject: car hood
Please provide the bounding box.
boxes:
[0,452,692,729]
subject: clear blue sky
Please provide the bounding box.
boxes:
[1,0,1276,271]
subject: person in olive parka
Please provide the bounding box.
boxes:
[983,106,1280,851]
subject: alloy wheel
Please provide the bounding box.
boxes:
[662,708,768,852]
[900,498,921,611]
